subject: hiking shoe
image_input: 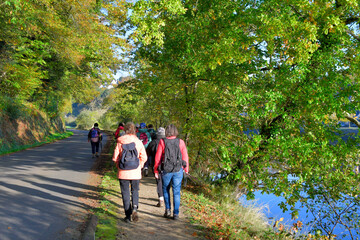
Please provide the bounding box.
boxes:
[123,217,131,223]
[173,214,179,220]
[143,167,148,177]
[156,200,164,207]
[132,210,139,222]
[164,209,171,218]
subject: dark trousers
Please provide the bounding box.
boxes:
[119,179,140,218]
[156,174,163,198]
[91,141,99,154]
[144,155,152,169]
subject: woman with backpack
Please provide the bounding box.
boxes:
[154,124,189,220]
[112,122,147,223]
[88,123,102,158]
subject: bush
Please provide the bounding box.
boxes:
[0,96,23,119]
[76,109,105,129]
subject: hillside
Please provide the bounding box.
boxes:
[0,105,65,154]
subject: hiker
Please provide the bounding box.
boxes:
[147,124,157,141]
[154,124,189,220]
[112,122,147,223]
[136,122,152,176]
[114,122,125,139]
[88,123,102,158]
[146,127,166,207]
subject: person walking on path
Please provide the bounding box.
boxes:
[137,122,152,176]
[154,124,189,220]
[147,124,157,140]
[146,127,166,207]
[88,123,102,158]
[114,122,125,139]
[113,122,147,223]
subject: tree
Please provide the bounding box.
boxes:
[130,0,360,237]
[0,0,129,118]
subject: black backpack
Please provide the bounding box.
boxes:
[118,143,140,170]
[161,138,183,173]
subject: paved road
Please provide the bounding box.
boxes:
[0,130,106,240]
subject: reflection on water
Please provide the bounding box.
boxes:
[239,183,359,239]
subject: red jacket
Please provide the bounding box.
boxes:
[154,136,189,174]
[114,126,124,139]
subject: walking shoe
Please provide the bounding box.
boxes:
[156,200,164,207]
[164,209,171,218]
[123,217,131,223]
[173,214,179,220]
[92,154,95,158]
[132,210,139,222]
[143,167,148,177]
[95,152,99,157]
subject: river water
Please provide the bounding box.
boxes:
[238,127,360,239]
[239,175,359,239]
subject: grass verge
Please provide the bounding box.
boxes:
[91,136,122,240]
[182,183,302,240]
[0,131,74,156]
[93,169,122,240]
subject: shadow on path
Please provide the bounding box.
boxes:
[115,172,204,240]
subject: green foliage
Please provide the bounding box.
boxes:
[0,95,24,119]
[103,79,144,124]
[76,109,106,130]
[128,0,360,237]
[0,0,129,118]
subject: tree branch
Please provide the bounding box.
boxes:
[345,17,360,25]
[346,29,360,42]
[345,115,360,128]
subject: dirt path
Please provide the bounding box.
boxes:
[114,172,203,240]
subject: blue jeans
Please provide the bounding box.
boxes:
[162,168,183,215]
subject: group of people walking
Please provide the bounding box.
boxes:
[111,122,189,223]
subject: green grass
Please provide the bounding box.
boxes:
[93,169,122,240]
[0,131,74,156]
